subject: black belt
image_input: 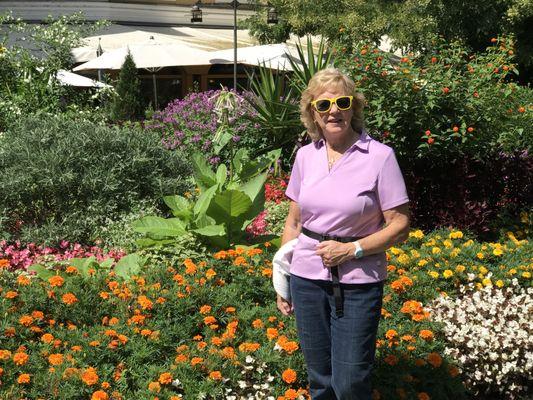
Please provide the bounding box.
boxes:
[301,227,362,318]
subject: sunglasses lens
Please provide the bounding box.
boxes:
[315,99,331,112]
[336,96,352,109]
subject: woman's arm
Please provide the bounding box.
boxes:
[277,201,301,315]
[316,203,410,266]
[281,201,302,246]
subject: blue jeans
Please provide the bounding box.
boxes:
[290,274,384,400]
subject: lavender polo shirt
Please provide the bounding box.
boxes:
[285,130,409,284]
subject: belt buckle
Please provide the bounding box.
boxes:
[323,233,338,242]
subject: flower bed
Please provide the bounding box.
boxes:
[0,229,530,399]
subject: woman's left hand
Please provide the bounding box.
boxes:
[315,241,353,267]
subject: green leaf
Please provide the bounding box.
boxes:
[216,163,228,187]
[68,257,99,277]
[132,216,186,237]
[135,238,177,248]
[239,172,268,203]
[99,258,114,270]
[208,190,253,222]
[212,129,233,155]
[27,264,55,280]
[113,253,144,280]
[163,195,192,220]
[191,153,217,191]
[193,184,218,219]
[192,224,226,236]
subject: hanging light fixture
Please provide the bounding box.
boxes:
[267,7,278,24]
[190,3,203,23]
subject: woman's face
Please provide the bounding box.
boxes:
[312,86,354,140]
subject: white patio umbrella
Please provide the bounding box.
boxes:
[209,43,304,71]
[73,40,222,107]
[56,70,111,88]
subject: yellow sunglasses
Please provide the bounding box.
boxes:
[311,96,353,113]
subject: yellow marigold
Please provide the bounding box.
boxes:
[282,368,297,384]
[137,295,153,310]
[0,350,12,360]
[443,270,453,279]
[476,252,484,259]
[482,278,492,287]
[48,275,65,287]
[432,247,441,254]
[409,230,424,239]
[205,268,216,279]
[418,393,430,400]
[455,265,466,273]
[493,248,503,256]
[418,259,428,267]
[62,293,78,305]
[158,372,172,385]
[17,373,31,384]
[419,330,434,341]
[48,353,63,365]
[209,370,222,380]
[148,381,161,392]
[91,390,109,400]
[523,272,531,279]
[82,367,99,386]
[427,352,442,368]
[495,280,504,288]
[397,254,410,265]
[428,271,439,279]
[13,352,29,366]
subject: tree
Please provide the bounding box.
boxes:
[110,51,142,122]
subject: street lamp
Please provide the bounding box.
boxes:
[230,1,278,91]
[190,3,203,23]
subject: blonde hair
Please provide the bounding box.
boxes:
[300,68,365,141]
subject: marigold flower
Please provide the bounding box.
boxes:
[190,357,204,366]
[225,306,235,313]
[205,268,216,279]
[19,315,34,326]
[13,352,29,366]
[66,265,78,274]
[91,390,109,400]
[17,275,31,286]
[238,342,260,352]
[137,295,153,310]
[199,305,211,314]
[82,367,99,385]
[284,389,299,400]
[384,354,399,366]
[266,327,279,340]
[183,259,197,274]
[5,290,18,299]
[175,354,188,363]
[17,373,31,384]
[48,353,64,365]
[282,368,297,384]
[48,275,65,287]
[0,258,10,268]
[209,370,222,380]
[0,350,12,360]
[220,346,236,359]
[419,329,434,341]
[385,329,398,340]
[158,372,172,384]
[418,393,430,400]
[252,319,264,329]
[62,293,78,305]
[148,381,161,392]
[427,352,442,368]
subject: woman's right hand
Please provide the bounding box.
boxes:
[277,294,293,316]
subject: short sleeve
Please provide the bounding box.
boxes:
[377,150,409,211]
[285,150,303,202]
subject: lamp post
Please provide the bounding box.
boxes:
[190,2,203,23]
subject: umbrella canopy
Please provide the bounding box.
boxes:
[73,42,222,72]
[55,70,111,88]
[208,43,304,71]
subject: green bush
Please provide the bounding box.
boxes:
[0,113,191,245]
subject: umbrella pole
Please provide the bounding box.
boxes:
[152,73,158,110]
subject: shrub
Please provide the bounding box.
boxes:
[429,282,533,399]
[110,51,142,122]
[144,90,260,165]
[0,113,191,245]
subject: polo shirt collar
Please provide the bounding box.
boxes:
[314,129,371,152]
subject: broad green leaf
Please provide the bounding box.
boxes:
[239,172,267,203]
[27,264,55,280]
[68,257,99,277]
[163,195,192,220]
[208,190,252,223]
[212,129,233,155]
[216,163,227,187]
[114,253,144,280]
[191,153,217,191]
[192,224,226,236]
[135,238,177,248]
[99,258,114,270]
[132,216,186,237]
[195,213,217,228]
[193,184,218,218]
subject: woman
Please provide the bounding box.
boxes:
[278,68,410,400]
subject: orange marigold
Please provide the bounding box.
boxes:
[0,350,12,360]
[62,293,78,305]
[238,342,260,352]
[5,290,18,299]
[252,319,264,329]
[148,381,161,392]
[384,354,399,366]
[419,330,434,342]
[175,354,188,363]
[209,371,222,380]
[19,315,34,326]
[199,305,211,314]
[48,275,64,287]
[385,329,398,340]
[91,390,109,400]
[17,373,31,384]
[17,275,31,286]
[282,368,297,384]
[13,352,29,366]
[158,372,172,385]
[191,357,204,366]
[266,328,279,340]
[48,353,64,365]
[220,346,236,359]
[284,389,299,400]
[418,392,430,400]
[427,352,442,368]
[82,367,99,386]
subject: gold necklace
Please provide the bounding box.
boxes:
[327,152,342,170]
